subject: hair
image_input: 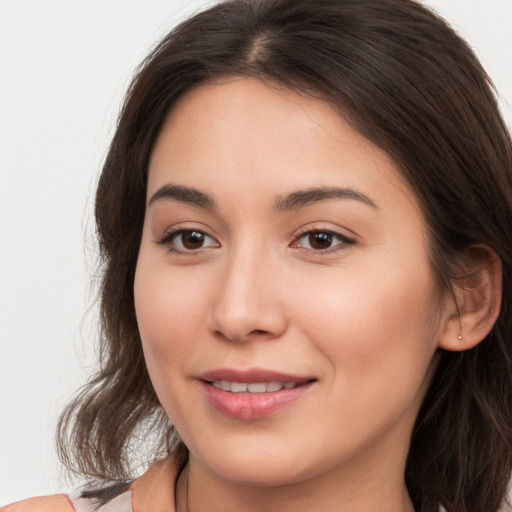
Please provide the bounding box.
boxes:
[56,0,512,510]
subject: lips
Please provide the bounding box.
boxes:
[198,368,316,420]
[211,380,300,393]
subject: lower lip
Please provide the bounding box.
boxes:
[202,382,314,420]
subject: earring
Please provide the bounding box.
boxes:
[458,335,462,341]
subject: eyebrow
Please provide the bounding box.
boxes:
[148,183,377,211]
[273,186,378,211]
[149,184,215,209]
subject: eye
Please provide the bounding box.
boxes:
[293,229,354,253]
[158,229,219,253]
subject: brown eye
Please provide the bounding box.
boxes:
[293,229,354,253]
[159,229,219,253]
[308,232,333,250]
[181,231,206,250]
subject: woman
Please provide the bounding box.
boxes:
[3,0,511,511]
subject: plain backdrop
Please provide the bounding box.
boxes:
[1,0,511,505]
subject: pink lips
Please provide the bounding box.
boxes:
[199,368,315,420]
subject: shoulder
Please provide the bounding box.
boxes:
[1,457,179,512]
[1,494,74,512]
[2,492,134,512]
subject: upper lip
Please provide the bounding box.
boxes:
[199,368,316,384]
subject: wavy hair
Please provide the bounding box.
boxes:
[57,1,512,510]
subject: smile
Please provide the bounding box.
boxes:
[211,381,301,393]
[199,368,316,420]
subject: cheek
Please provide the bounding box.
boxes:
[288,262,441,449]
[134,259,212,429]
[293,257,440,387]
[134,259,206,372]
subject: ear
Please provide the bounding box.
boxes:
[439,245,502,352]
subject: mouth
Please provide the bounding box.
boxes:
[210,380,308,393]
[198,368,316,420]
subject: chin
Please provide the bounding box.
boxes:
[207,455,312,487]
[190,431,344,489]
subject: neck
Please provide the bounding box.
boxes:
[176,446,415,512]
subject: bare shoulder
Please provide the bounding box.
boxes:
[1,494,74,512]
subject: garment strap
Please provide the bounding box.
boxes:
[68,491,133,512]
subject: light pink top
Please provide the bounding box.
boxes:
[2,458,178,512]
[69,491,133,512]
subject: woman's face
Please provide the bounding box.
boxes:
[135,78,447,487]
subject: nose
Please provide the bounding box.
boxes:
[208,246,288,343]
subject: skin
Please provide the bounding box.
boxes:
[134,77,453,512]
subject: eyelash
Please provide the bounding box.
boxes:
[292,228,355,255]
[157,228,218,254]
[157,227,355,255]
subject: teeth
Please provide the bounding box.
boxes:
[211,381,300,393]
[219,380,231,391]
[247,382,266,393]
[266,381,282,392]
[231,382,247,393]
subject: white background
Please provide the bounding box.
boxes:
[0,0,511,505]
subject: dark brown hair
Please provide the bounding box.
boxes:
[57,1,512,510]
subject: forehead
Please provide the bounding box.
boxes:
[147,77,419,217]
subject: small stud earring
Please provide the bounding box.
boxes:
[458,335,462,341]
